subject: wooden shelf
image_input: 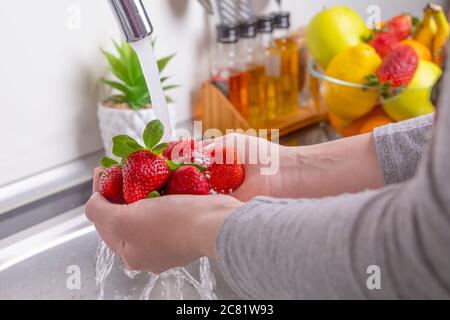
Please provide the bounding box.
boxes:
[196,81,328,138]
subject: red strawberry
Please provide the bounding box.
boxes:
[377,45,419,88]
[166,166,211,195]
[163,139,200,164]
[99,165,124,204]
[369,32,399,58]
[123,150,170,204]
[386,15,412,41]
[206,147,245,194]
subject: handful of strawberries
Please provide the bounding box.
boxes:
[98,120,245,205]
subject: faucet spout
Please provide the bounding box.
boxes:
[108,0,153,43]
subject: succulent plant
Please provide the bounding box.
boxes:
[101,39,178,110]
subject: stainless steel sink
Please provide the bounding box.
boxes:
[0,123,338,300]
[0,206,237,300]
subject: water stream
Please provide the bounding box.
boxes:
[131,39,173,141]
[94,242,217,300]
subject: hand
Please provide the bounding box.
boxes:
[205,132,385,201]
[203,133,301,201]
[86,168,243,274]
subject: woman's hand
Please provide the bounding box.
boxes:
[207,132,384,201]
[86,168,243,274]
[204,133,301,202]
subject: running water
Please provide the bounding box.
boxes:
[95,241,115,300]
[131,39,173,141]
[95,244,218,300]
[94,38,217,300]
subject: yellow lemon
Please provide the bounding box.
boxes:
[324,43,382,121]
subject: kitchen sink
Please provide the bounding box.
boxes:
[0,123,338,300]
[0,150,237,300]
[0,206,237,300]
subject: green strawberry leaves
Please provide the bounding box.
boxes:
[152,143,169,155]
[147,191,161,198]
[113,135,144,159]
[101,157,119,168]
[111,120,167,162]
[166,160,182,172]
[143,120,164,150]
[166,160,207,173]
[365,74,380,87]
[365,74,405,100]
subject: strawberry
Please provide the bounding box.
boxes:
[162,139,200,164]
[386,15,412,41]
[166,166,210,195]
[369,32,399,58]
[206,147,245,194]
[377,45,419,88]
[122,150,170,204]
[99,165,125,204]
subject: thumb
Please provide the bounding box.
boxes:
[93,167,104,193]
[85,192,123,231]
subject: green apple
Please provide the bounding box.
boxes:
[307,6,370,69]
[383,60,442,122]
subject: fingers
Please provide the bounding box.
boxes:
[96,226,122,254]
[96,227,133,270]
[85,192,128,237]
[93,167,104,193]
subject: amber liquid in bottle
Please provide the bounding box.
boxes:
[229,26,267,126]
[275,37,299,115]
[229,66,266,126]
[263,45,283,121]
[229,70,249,119]
[246,64,266,126]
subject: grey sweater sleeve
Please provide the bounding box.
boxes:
[217,75,450,299]
[374,114,434,185]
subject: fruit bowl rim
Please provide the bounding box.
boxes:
[308,60,434,91]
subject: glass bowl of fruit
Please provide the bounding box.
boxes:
[308,44,442,138]
[306,3,448,137]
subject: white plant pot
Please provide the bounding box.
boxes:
[98,103,177,158]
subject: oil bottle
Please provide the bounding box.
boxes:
[211,24,244,111]
[256,15,282,122]
[273,12,299,115]
[224,20,265,126]
[238,19,266,126]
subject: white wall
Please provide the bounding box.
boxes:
[0,0,446,186]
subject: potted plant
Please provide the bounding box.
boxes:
[98,39,178,157]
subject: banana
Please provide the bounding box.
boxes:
[431,3,450,66]
[413,4,438,51]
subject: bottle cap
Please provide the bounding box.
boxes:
[273,12,291,29]
[216,24,239,43]
[238,20,258,38]
[257,16,274,33]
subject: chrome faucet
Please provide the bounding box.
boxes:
[108,0,153,43]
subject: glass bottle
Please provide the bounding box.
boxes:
[256,15,282,122]
[211,24,242,103]
[273,12,300,115]
[232,19,266,125]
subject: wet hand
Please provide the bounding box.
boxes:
[86,170,242,274]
